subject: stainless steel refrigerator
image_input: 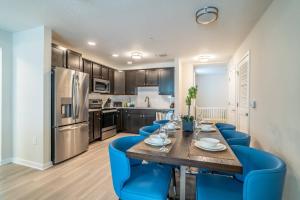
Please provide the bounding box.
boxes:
[51,67,89,164]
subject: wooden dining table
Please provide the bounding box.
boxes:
[126,126,243,200]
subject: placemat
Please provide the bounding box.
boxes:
[134,137,177,153]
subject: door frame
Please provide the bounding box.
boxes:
[236,50,250,133]
[0,48,2,162]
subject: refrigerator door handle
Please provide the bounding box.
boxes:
[76,75,80,118]
[72,74,77,119]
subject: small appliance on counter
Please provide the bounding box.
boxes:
[113,101,122,108]
[89,99,102,110]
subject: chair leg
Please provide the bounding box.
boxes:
[172,168,177,195]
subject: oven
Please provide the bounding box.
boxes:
[93,78,110,93]
[101,108,117,140]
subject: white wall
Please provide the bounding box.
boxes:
[228,0,300,198]
[195,73,227,107]
[12,26,52,170]
[0,29,13,164]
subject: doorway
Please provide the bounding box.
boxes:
[0,48,2,161]
[236,52,250,133]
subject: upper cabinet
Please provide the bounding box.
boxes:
[92,62,102,79]
[125,71,137,95]
[136,70,146,87]
[114,71,125,95]
[51,44,66,68]
[101,66,109,80]
[83,59,93,93]
[66,49,82,71]
[109,68,115,94]
[146,69,159,86]
[159,68,174,96]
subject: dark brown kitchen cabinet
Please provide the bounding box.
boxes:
[83,59,93,93]
[51,44,66,68]
[109,68,115,94]
[66,49,82,71]
[116,109,123,132]
[88,112,94,142]
[92,62,102,79]
[136,70,146,86]
[159,68,174,96]
[125,71,137,95]
[101,66,109,80]
[93,111,101,140]
[146,69,159,86]
[114,71,125,95]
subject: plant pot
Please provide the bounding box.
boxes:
[182,120,193,132]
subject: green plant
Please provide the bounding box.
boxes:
[185,86,198,117]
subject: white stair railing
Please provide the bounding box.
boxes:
[196,107,227,123]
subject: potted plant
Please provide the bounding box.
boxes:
[182,86,198,132]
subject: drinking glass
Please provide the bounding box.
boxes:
[159,129,168,152]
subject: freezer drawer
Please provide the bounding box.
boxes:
[52,122,89,164]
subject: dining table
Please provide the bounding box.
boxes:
[126,125,243,200]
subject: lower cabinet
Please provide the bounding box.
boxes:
[122,109,159,133]
[89,111,102,143]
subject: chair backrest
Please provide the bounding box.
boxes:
[222,130,251,146]
[139,124,160,137]
[153,119,169,126]
[231,145,286,200]
[109,136,144,197]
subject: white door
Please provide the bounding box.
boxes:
[227,66,237,125]
[237,52,250,133]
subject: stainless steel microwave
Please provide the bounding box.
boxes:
[93,78,110,93]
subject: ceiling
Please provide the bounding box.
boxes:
[0,0,273,67]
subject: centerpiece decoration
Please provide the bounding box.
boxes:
[182,86,198,132]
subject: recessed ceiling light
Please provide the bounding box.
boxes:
[127,61,133,65]
[194,54,215,62]
[112,54,119,57]
[196,6,219,25]
[131,52,143,60]
[88,41,96,46]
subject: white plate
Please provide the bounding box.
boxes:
[144,138,172,147]
[195,141,227,152]
[200,127,217,132]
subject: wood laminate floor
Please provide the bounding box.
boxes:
[0,133,195,200]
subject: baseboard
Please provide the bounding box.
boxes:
[0,158,13,166]
[12,157,53,170]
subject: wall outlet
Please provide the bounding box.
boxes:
[33,136,37,145]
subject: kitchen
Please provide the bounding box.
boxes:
[51,42,175,163]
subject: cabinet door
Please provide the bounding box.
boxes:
[109,68,115,94]
[125,71,137,95]
[143,110,157,126]
[92,62,102,79]
[136,70,146,86]
[93,111,101,140]
[146,69,159,86]
[116,109,122,132]
[83,59,93,93]
[159,68,174,96]
[101,66,109,80]
[88,112,94,142]
[66,49,82,71]
[51,44,66,68]
[114,71,125,95]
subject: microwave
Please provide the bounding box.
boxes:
[93,78,110,93]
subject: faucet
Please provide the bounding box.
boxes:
[145,96,151,108]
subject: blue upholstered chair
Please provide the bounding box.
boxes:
[139,124,160,137]
[196,145,286,200]
[109,136,172,200]
[216,122,236,132]
[222,130,251,146]
[153,119,169,126]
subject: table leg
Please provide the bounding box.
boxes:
[180,165,187,200]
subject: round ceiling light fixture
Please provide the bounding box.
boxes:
[127,61,133,65]
[131,52,143,60]
[196,6,219,25]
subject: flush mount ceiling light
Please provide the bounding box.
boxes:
[112,54,119,57]
[194,54,215,62]
[88,41,96,46]
[131,52,143,60]
[127,61,133,65]
[196,6,219,25]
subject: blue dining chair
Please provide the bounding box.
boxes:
[139,124,160,137]
[215,122,236,132]
[196,145,286,200]
[222,130,251,146]
[153,119,169,126]
[109,136,172,200]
